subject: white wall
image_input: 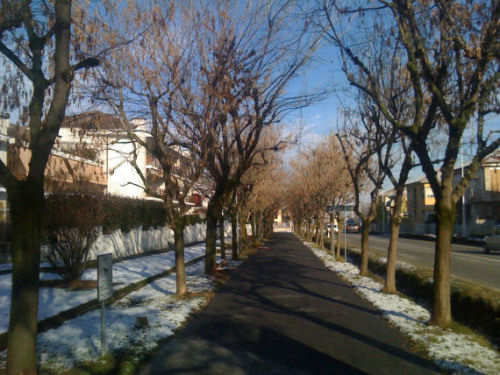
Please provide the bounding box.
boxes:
[81,223,208,261]
[58,121,151,199]
[106,136,148,198]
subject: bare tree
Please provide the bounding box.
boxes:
[320,0,499,326]
[337,103,393,276]
[285,135,352,256]
[94,2,208,296]
[184,0,322,274]
[0,1,111,372]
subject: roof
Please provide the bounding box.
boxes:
[62,111,129,131]
[481,149,500,166]
[405,175,429,186]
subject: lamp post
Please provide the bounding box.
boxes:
[461,153,466,238]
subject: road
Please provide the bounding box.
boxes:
[342,233,500,291]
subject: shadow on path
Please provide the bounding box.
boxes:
[140,232,440,375]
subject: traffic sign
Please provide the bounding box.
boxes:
[97,253,113,301]
[332,205,355,211]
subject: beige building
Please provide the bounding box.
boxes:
[405,177,435,229]
[0,111,211,221]
[403,151,500,236]
[453,151,500,236]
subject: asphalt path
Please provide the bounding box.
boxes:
[140,232,439,374]
[343,233,500,291]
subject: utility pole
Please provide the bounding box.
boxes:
[461,153,466,238]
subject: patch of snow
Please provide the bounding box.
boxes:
[34,261,214,373]
[0,244,206,333]
[225,259,244,268]
[0,264,11,272]
[305,242,500,375]
[376,256,417,272]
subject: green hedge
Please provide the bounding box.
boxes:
[44,193,205,234]
[343,247,500,346]
[101,196,167,233]
[306,236,499,346]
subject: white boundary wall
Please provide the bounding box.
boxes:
[87,223,209,260]
[40,221,236,262]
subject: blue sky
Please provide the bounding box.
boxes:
[282,41,500,191]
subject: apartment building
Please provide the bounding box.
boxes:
[0,111,210,220]
[0,114,107,221]
[402,152,500,236]
[405,177,435,230]
[452,151,500,236]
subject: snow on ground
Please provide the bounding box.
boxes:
[0,244,206,333]
[0,263,11,272]
[0,261,215,374]
[304,241,500,375]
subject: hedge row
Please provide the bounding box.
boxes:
[44,193,204,234]
[333,243,500,347]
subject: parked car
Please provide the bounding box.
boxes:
[346,219,360,233]
[484,225,500,253]
[325,223,338,236]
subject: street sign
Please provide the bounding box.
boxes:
[97,253,113,301]
[97,253,112,357]
[332,205,355,211]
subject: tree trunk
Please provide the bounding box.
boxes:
[383,218,400,294]
[231,211,238,260]
[314,220,318,244]
[7,181,44,375]
[430,192,455,327]
[257,211,263,240]
[205,198,220,275]
[305,220,311,241]
[315,219,321,245]
[329,214,335,256]
[238,214,247,251]
[255,212,260,241]
[336,223,342,259]
[360,219,370,276]
[264,211,273,237]
[251,214,258,246]
[318,217,325,248]
[383,190,404,294]
[173,221,186,296]
[219,217,225,260]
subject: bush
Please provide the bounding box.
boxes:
[44,192,106,281]
[43,193,205,280]
[101,196,168,233]
[345,247,500,346]
[47,227,100,281]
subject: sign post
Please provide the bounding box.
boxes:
[331,205,354,262]
[97,253,113,356]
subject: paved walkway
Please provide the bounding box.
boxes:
[140,232,439,374]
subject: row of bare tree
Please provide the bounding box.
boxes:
[287,0,498,337]
[0,1,319,373]
[0,0,498,373]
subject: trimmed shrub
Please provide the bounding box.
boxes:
[43,193,205,280]
[345,248,500,346]
[100,196,168,233]
[44,192,106,281]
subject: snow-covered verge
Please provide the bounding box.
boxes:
[0,251,244,374]
[304,242,500,375]
[0,261,218,374]
[0,244,207,334]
